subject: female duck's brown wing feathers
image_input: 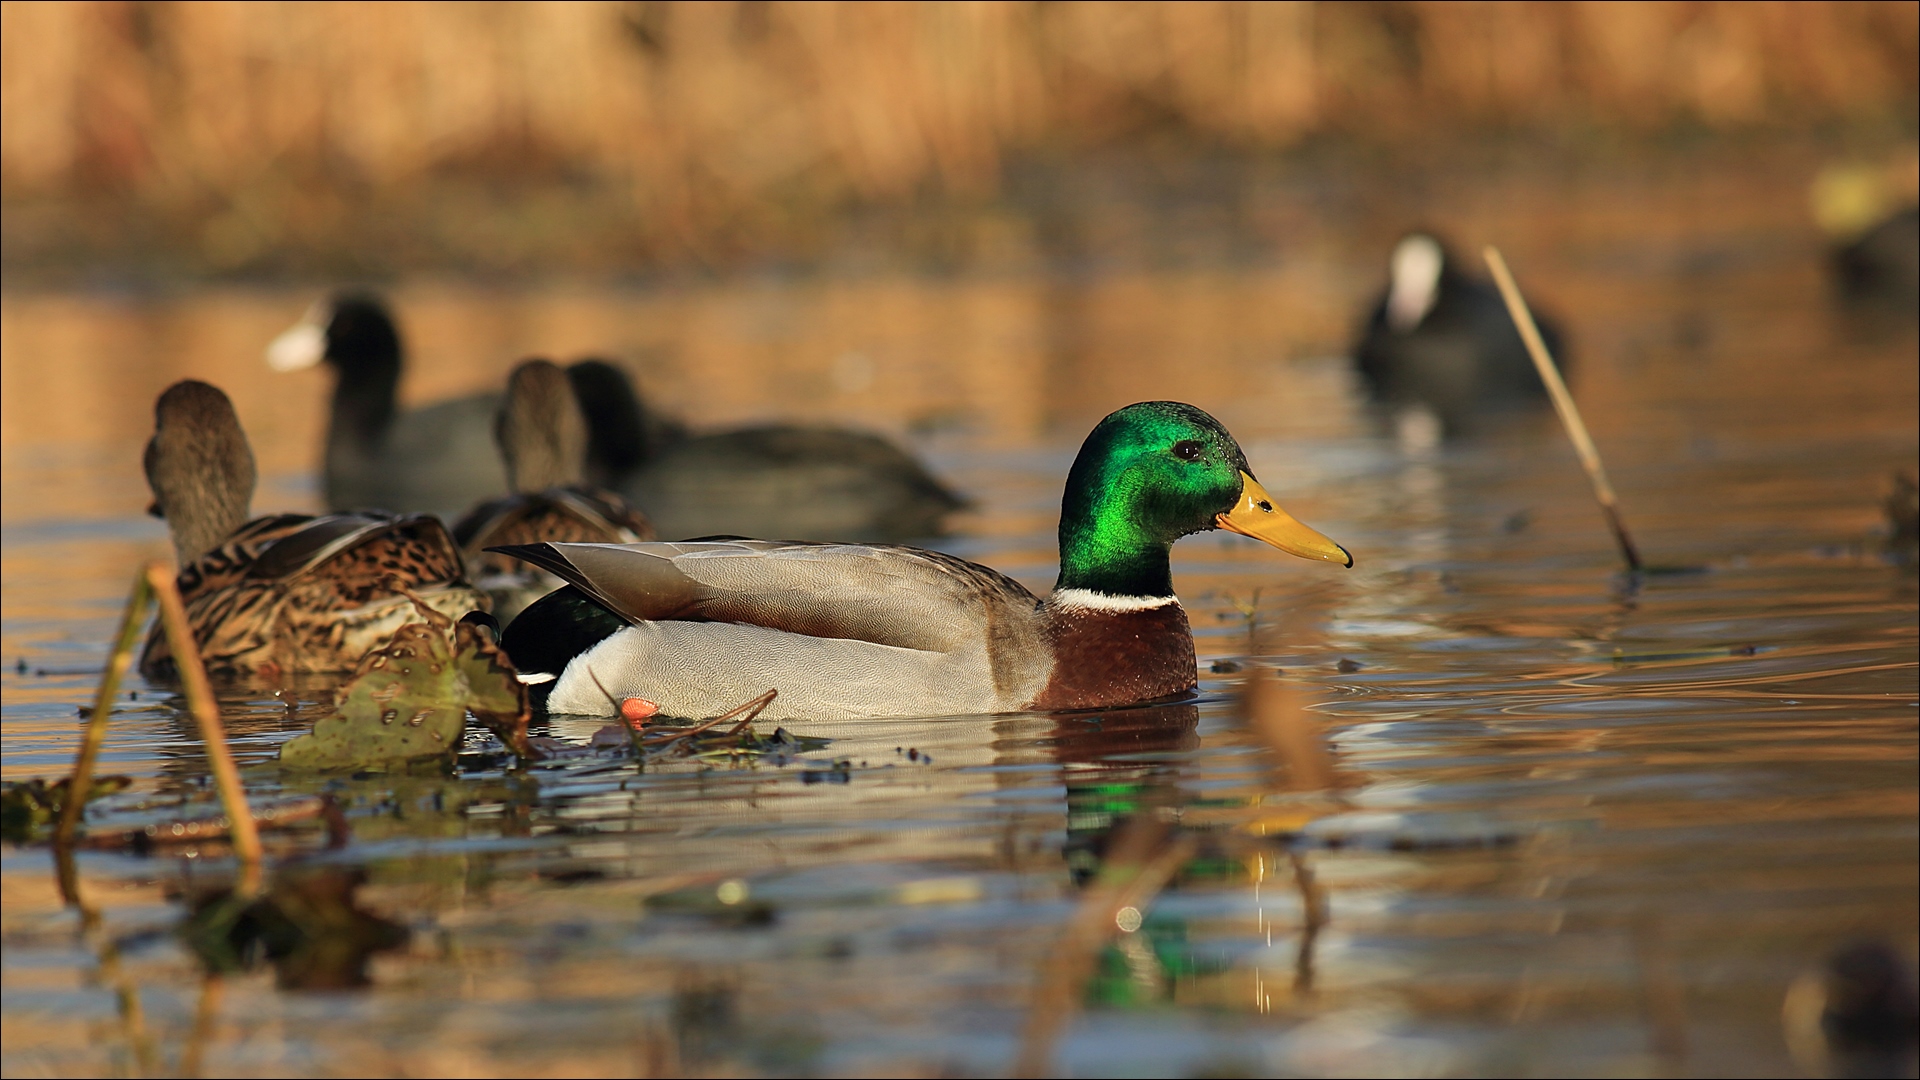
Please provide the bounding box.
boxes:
[143,512,483,680]
[495,539,1042,654]
[244,513,421,580]
[173,513,311,597]
[454,487,653,576]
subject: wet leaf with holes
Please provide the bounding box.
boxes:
[278,623,466,770]
[453,618,536,761]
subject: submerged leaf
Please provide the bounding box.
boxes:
[83,794,341,851]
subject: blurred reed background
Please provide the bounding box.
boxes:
[3,1,1915,279]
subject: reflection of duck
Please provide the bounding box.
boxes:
[1049,703,1199,885]
[451,360,655,624]
[1887,472,1918,567]
[497,401,1352,720]
[268,294,507,519]
[1783,940,1918,1080]
[1352,233,1565,437]
[566,358,965,542]
[138,380,485,681]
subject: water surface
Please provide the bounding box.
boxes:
[3,154,1915,1077]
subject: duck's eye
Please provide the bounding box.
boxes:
[1172,440,1204,462]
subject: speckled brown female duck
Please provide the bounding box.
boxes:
[138,380,487,681]
[496,401,1352,721]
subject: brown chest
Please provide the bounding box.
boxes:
[1025,603,1196,712]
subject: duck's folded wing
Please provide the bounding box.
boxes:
[493,540,1037,653]
[246,513,463,583]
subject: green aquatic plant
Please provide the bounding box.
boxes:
[1,776,132,843]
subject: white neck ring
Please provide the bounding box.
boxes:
[1050,588,1180,613]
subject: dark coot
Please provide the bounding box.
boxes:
[566,359,965,543]
[1352,233,1568,438]
[268,293,506,519]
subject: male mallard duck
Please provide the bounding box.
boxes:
[496,401,1351,721]
[451,359,655,624]
[567,358,966,542]
[268,293,507,519]
[138,380,487,681]
[1352,233,1567,438]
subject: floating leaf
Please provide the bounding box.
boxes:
[278,608,540,771]
[452,617,535,761]
[278,623,467,771]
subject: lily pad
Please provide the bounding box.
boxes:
[278,606,535,771]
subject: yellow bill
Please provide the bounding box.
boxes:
[1217,471,1353,567]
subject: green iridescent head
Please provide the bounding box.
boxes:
[1055,401,1351,598]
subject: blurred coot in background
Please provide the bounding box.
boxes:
[1351,232,1566,440]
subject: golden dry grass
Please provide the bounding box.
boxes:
[2,1,1914,262]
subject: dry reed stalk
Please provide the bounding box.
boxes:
[1015,816,1197,1078]
[4,2,1914,255]
[101,936,161,1079]
[54,839,162,1078]
[177,973,226,1080]
[1484,246,1644,574]
[146,562,263,888]
[1631,915,1691,1069]
[53,569,155,856]
[625,688,778,757]
[1241,668,1337,998]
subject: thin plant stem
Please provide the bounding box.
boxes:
[146,562,262,891]
[631,688,778,754]
[99,934,160,1079]
[1290,850,1327,995]
[1484,246,1644,573]
[53,571,156,856]
[177,972,226,1079]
